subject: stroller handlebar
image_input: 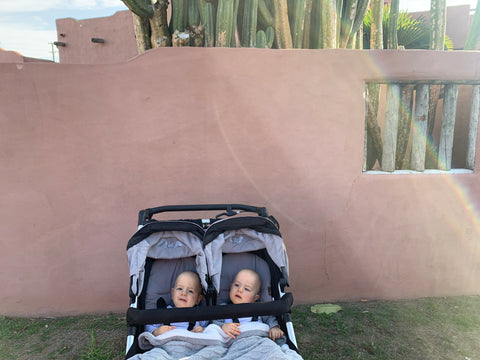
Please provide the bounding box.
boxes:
[127,293,293,326]
[138,204,269,225]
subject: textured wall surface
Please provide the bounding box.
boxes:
[1,48,480,316]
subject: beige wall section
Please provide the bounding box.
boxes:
[1,49,480,316]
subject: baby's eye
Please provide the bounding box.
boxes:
[245,287,251,292]
[176,287,183,291]
[188,289,194,294]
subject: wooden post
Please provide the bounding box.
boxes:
[381,84,401,172]
[438,83,459,170]
[410,84,430,171]
[395,85,414,169]
[466,85,480,170]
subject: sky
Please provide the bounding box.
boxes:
[0,0,478,61]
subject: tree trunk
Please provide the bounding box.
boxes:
[149,0,171,47]
[395,85,414,169]
[132,13,152,53]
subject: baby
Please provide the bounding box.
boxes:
[145,271,207,336]
[214,268,284,341]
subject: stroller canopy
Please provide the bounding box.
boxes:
[203,216,289,294]
[127,221,208,296]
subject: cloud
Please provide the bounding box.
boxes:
[0,22,58,60]
[0,0,125,13]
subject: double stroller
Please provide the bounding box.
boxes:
[125,204,298,359]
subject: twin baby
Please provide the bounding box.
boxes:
[145,269,284,341]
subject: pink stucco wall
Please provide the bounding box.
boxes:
[55,10,138,64]
[1,49,480,317]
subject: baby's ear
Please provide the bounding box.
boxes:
[254,294,260,302]
[196,294,203,304]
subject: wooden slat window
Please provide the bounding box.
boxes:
[364,81,480,173]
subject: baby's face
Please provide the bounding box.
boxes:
[229,270,260,304]
[171,273,202,308]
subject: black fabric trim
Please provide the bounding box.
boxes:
[126,220,205,250]
[126,293,293,326]
[203,216,281,246]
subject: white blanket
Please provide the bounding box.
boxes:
[129,322,303,360]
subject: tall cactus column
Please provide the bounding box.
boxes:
[273,0,293,48]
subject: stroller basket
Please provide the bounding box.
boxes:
[125,204,297,359]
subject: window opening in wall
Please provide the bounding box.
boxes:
[364,81,480,173]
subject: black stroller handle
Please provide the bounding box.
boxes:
[127,293,293,326]
[138,204,269,225]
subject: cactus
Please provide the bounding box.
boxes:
[121,0,153,19]
[302,0,313,48]
[290,0,306,48]
[231,0,240,46]
[216,0,235,47]
[387,0,399,49]
[256,30,267,48]
[266,26,275,48]
[188,0,201,27]
[465,0,480,49]
[170,0,188,33]
[199,0,216,47]
[123,0,377,51]
[258,0,274,28]
[272,0,293,48]
[242,0,259,47]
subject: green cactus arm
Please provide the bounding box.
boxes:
[339,0,356,47]
[273,0,293,48]
[256,30,267,47]
[241,0,259,47]
[290,0,306,48]
[321,0,336,48]
[351,0,370,37]
[170,0,187,33]
[258,0,274,28]
[387,0,399,49]
[231,0,240,46]
[465,0,480,49]
[199,0,216,46]
[302,0,313,48]
[266,26,275,48]
[188,0,201,27]
[121,0,154,18]
[216,0,235,47]
[336,0,343,46]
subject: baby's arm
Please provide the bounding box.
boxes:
[262,316,285,341]
[268,325,284,340]
[190,325,204,333]
[152,325,175,336]
[222,322,241,338]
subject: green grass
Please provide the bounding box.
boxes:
[1,296,479,359]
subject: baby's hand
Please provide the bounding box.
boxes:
[221,322,241,338]
[191,326,204,333]
[269,326,284,341]
[152,325,175,336]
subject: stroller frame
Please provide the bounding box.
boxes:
[126,204,298,358]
